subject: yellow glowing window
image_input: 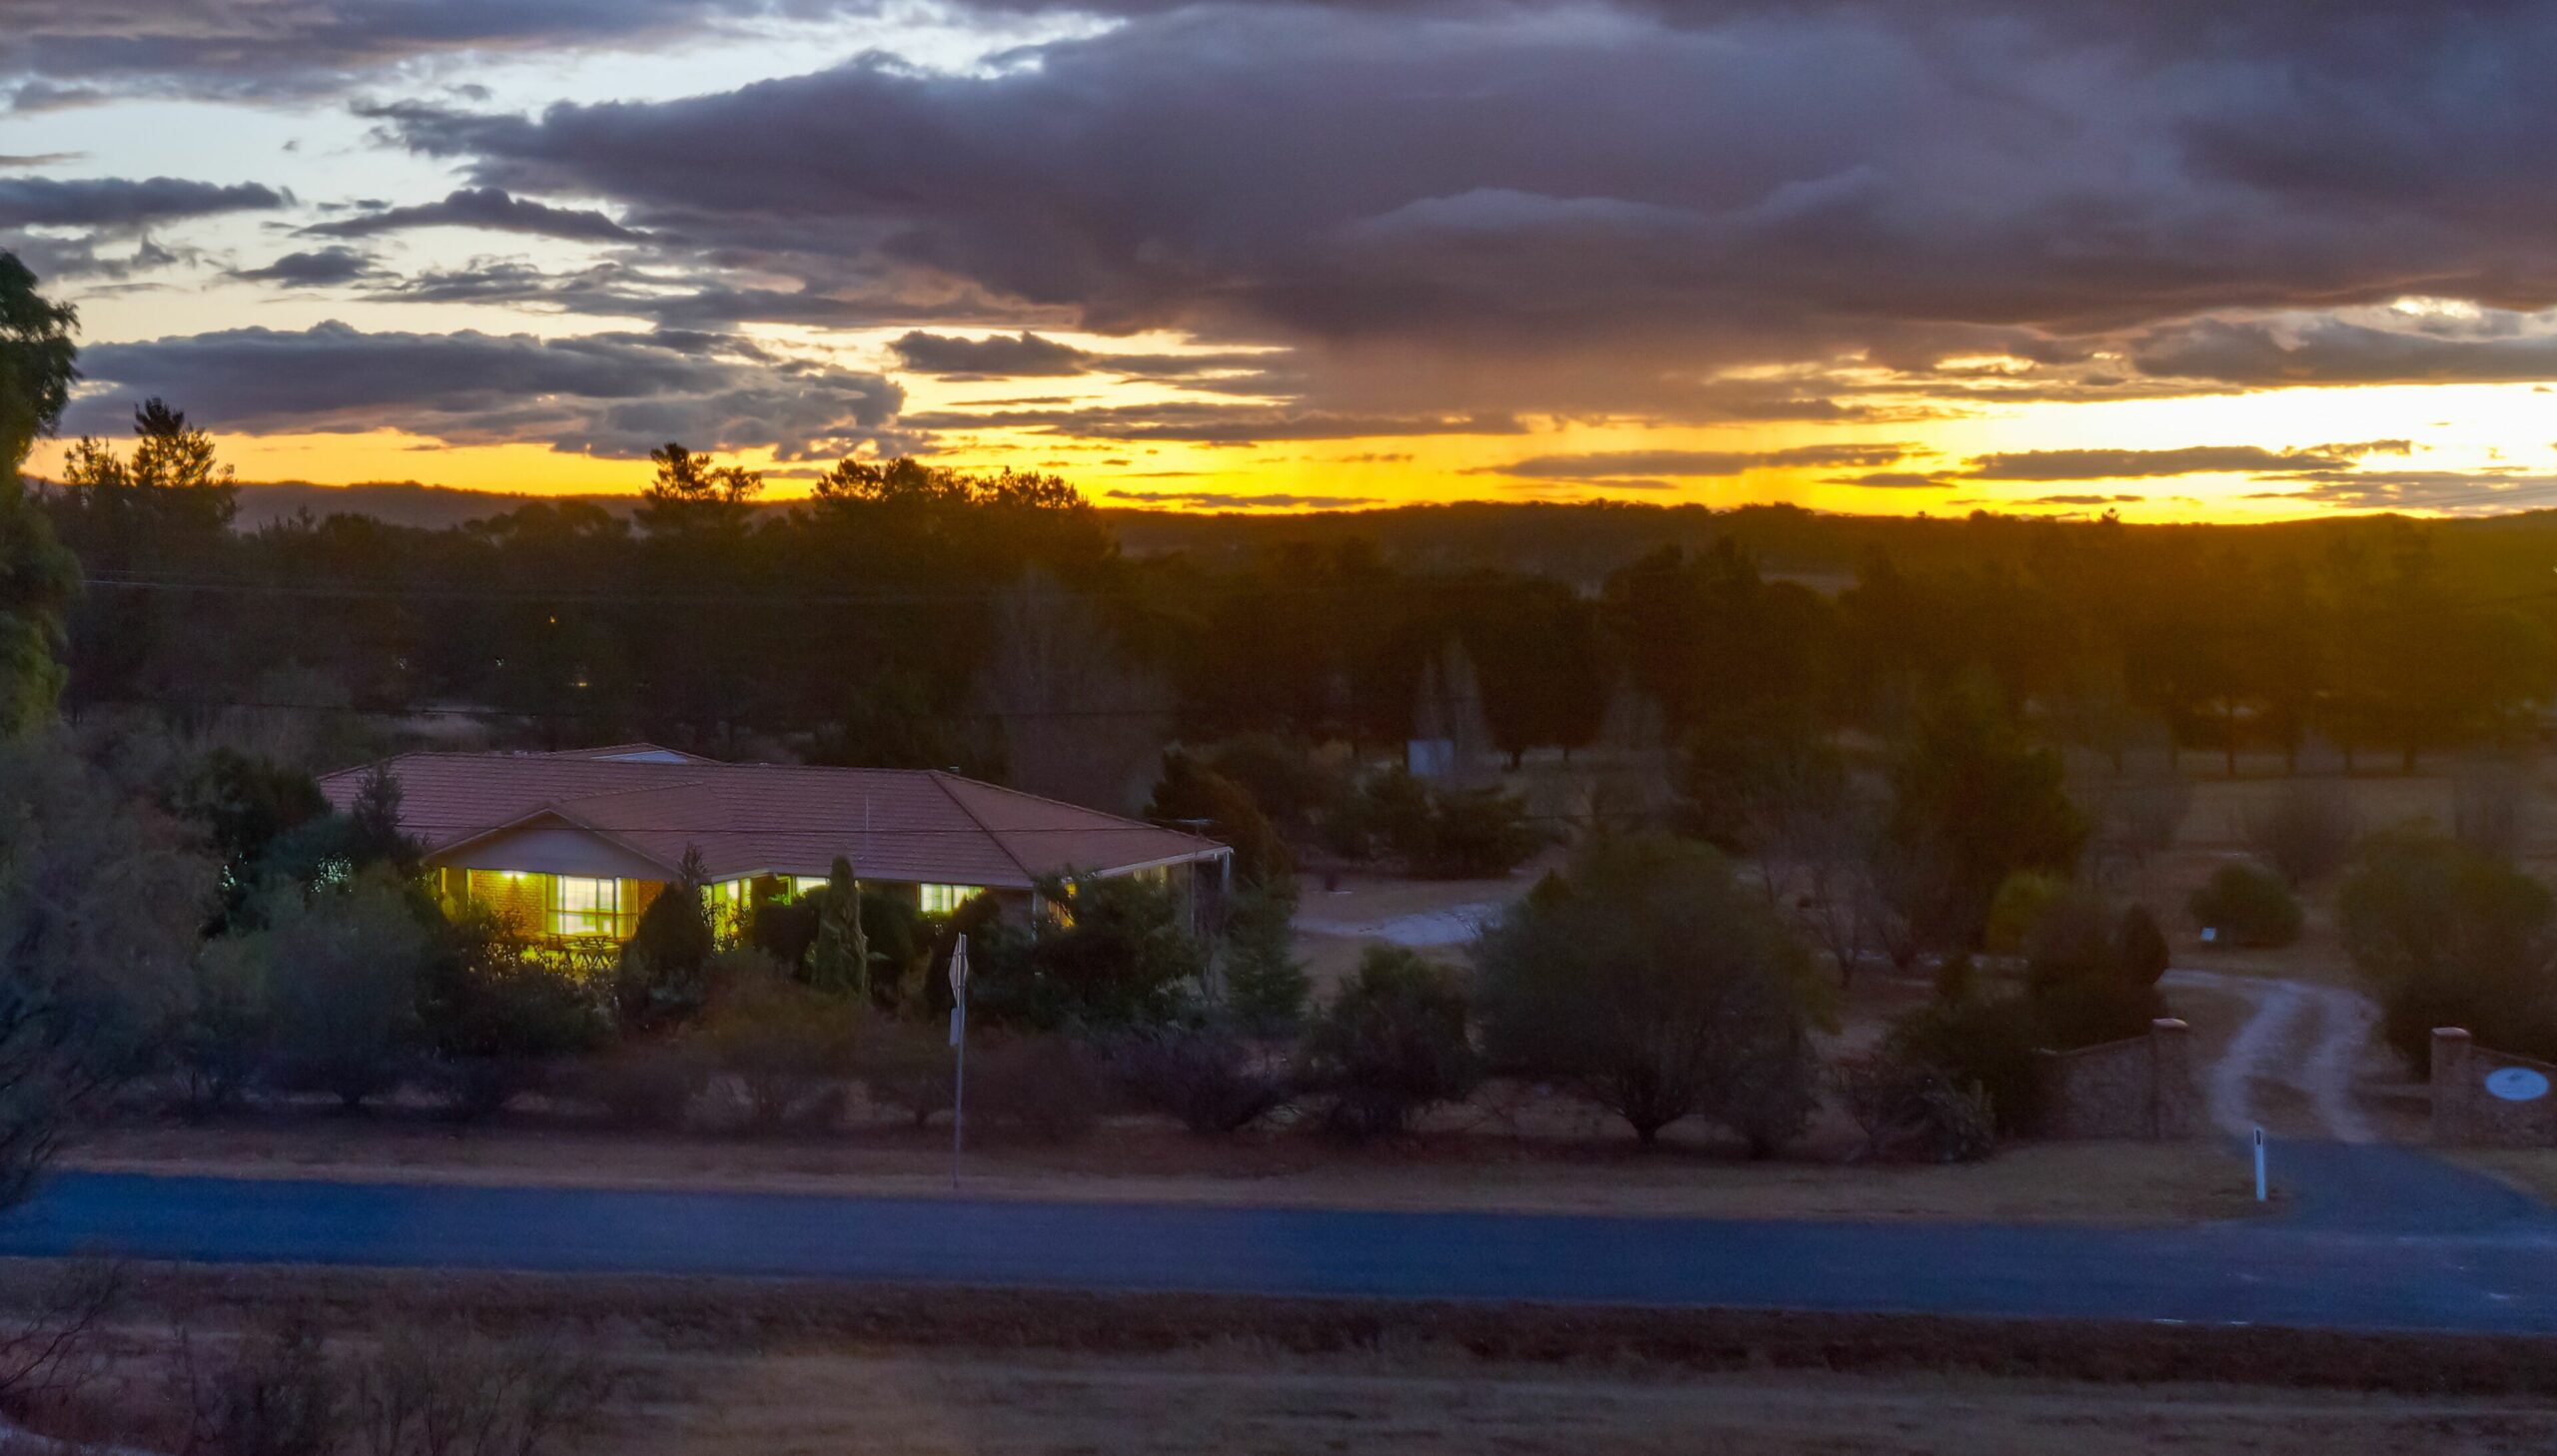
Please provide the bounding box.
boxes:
[918,883,978,915]
[551,877,620,938]
[790,876,832,899]
[701,878,750,933]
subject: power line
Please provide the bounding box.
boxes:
[71,693,1200,727]
[73,568,1569,608]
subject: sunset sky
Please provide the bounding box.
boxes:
[9,1,2557,519]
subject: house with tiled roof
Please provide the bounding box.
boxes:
[317,748,1231,943]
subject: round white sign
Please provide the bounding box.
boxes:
[2485,1067,2551,1103]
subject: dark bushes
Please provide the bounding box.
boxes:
[1474,837,1831,1151]
[1882,992,2046,1134]
[2242,779,2359,886]
[966,874,1210,1031]
[172,939,269,1116]
[613,850,714,1034]
[417,915,611,1120]
[2020,891,2168,1050]
[1302,947,1479,1137]
[1334,769,1545,879]
[854,1023,956,1128]
[1838,1053,1996,1162]
[574,1041,707,1129]
[2188,863,2302,948]
[701,956,862,1133]
[257,872,432,1108]
[970,1036,1108,1143]
[178,1316,611,1456]
[1107,1025,1292,1133]
[2340,828,2557,1070]
[856,1026,1104,1142]
[1219,881,1309,1035]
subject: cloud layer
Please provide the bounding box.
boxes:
[66,322,905,461]
[0,176,285,229]
[305,187,644,243]
[16,1,2557,483]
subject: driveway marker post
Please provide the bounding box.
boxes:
[2253,1125,2266,1202]
[950,935,971,1191]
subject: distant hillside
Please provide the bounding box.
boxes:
[216,480,2557,597]
[229,480,647,531]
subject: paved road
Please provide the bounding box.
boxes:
[2,975,2532,1335]
[6,1162,2557,1335]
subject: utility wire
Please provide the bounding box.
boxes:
[73,569,1561,607]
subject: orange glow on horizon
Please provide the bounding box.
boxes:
[25,379,2557,523]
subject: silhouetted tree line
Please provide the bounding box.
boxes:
[34,405,2557,799]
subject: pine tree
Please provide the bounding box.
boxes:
[808,855,870,1001]
[0,252,79,741]
[1220,880,1308,1035]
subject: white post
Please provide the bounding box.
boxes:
[949,934,970,1192]
[2253,1125,2267,1202]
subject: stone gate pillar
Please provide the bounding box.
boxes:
[2432,1027,2474,1144]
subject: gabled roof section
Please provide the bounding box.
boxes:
[315,751,1226,889]
[540,743,714,764]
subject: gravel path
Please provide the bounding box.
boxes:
[2165,970,2378,1142]
[1293,900,1511,948]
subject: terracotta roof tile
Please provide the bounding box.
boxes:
[316,753,1224,889]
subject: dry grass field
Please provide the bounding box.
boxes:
[15,1267,2557,1456]
[598,1349,2557,1456]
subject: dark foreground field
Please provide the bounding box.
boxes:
[12,1263,2557,1455]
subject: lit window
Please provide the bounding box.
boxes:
[790,876,832,899]
[551,877,620,938]
[700,878,750,934]
[919,883,978,915]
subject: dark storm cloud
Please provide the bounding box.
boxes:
[1827,470,1946,488]
[9,81,108,113]
[1476,443,1914,481]
[2133,317,2557,386]
[26,0,2541,104]
[362,0,2557,409]
[304,187,645,243]
[68,321,905,460]
[887,329,1287,388]
[1960,442,2409,480]
[0,176,286,229]
[33,1,2557,450]
[0,0,873,100]
[891,331,1092,377]
[901,402,1521,444]
[367,260,1043,333]
[230,247,384,288]
[4,233,194,283]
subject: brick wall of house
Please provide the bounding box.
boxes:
[464,869,546,938]
[2035,1019,2198,1139]
[2430,1028,2557,1146]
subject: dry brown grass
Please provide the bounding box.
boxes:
[16,1264,2557,1456]
[65,1113,2261,1223]
[602,1348,2557,1456]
